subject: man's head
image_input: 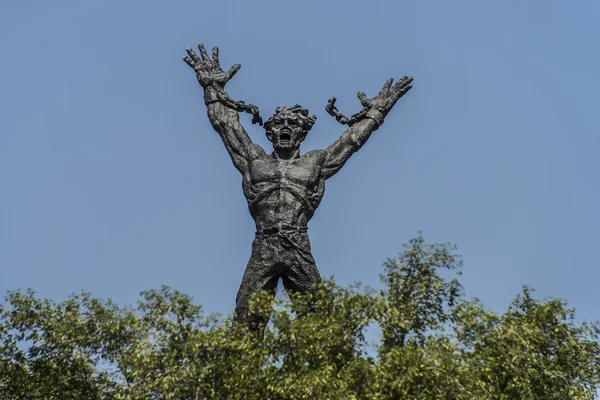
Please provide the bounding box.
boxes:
[264,105,316,154]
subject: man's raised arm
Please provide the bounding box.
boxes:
[183,44,264,173]
[321,76,413,179]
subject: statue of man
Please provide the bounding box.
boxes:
[183,44,412,330]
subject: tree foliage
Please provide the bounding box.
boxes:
[1,236,599,399]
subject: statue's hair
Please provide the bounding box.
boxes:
[264,105,317,133]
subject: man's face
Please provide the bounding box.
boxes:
[266,114,305,152]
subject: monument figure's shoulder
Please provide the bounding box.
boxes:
[248,143,269,159]
[302,149,327,161]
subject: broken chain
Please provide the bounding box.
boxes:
[215,90,263,126]
[325,97,370,126]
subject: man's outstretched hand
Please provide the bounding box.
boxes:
[326,76,413,126]
[357,76,413,117]
[183,44,240,90]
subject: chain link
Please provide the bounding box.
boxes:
[325,97,370,126]
[215,91,263,126]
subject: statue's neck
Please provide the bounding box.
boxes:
[273,148,300,160]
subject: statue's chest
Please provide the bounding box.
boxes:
[250,158,319,187]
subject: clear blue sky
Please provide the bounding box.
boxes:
[1,1,599,329]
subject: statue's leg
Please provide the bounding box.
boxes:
[281,233,322,312]
[282,258,321,296]
[233,238,278,331]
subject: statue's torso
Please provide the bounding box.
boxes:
[245,151,326,230]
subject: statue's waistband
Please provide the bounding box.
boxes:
[256,225,308,237]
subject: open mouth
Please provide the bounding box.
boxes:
[280,132,291,144]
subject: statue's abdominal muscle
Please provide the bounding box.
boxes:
[248,156,324,227]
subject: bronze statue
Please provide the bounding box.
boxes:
[183,44,412,330]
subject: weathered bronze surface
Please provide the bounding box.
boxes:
[183,44,413,330]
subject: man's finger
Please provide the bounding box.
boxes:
[400,83,413,94]
[393,83,413,100]
[182,56,196,69]
[392,76,413,92]
[225,63,241,80]
[357,91,369,107]
[382,78,393,92]
[212,47,222,70]
[186,48,201,63]
[198,44,210,62]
